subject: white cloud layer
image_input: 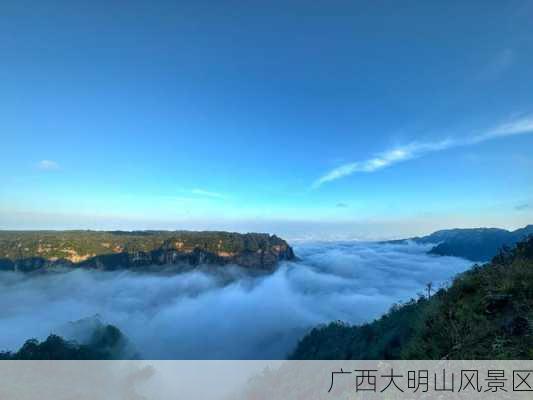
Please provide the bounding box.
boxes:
[313,115,533,188]
[0,241,472,359]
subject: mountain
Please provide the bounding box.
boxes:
[0,230,296,272]
[290,236,533,359]
[389,224,533,261]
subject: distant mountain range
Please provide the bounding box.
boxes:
[388,224,533,261]
[0,230,296,272]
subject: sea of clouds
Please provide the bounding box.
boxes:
[0,241,473,359]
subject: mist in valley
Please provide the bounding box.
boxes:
[0,241,473,359]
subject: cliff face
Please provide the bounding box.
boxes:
[0,230,296,272]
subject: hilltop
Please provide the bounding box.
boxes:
[0,316,133,360]
[291,236,533,359]
[0,230,296,272]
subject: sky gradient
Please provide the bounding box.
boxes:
[1,1,532,239]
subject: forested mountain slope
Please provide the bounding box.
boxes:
[291,236,533,359]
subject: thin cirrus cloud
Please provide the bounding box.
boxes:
[190,188,227,200]
[312,115,533,188]
[37,160,60,171]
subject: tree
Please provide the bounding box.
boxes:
[426,282,433,299]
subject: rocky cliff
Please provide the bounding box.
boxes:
[0,230,296,272]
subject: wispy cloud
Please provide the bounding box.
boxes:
[37,160,60,171]
[515,203,530,211]
[191,188,227,200]
[313,115,533,188]
[336,202,349,208]
[484,115,533,138]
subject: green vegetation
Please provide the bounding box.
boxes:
[0,230,295,271]
[0,230,288,259]
[291,236,533,359]
[0,323,131,360]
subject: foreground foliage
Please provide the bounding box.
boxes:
[291,236,533,359]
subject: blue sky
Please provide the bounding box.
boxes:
[1,1,532,238]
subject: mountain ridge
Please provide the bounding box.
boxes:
[387,224,533,261]
[0,230,296,272]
